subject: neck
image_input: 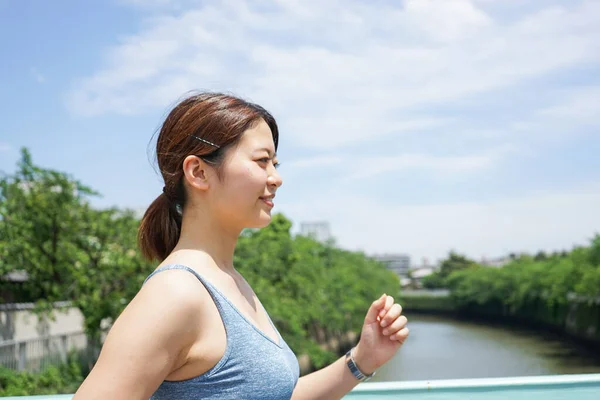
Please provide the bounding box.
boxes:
[172,205,241,273]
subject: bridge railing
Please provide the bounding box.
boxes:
[0,374,599,399]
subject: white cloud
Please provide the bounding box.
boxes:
[65,0,600,260]
[341,153,494,182]
[403,0,493,42]
[66,0,600,150]
[0,143,11,152]
[537,85,600,124]
[505,85,600,145]
[285,142,518,182]
[286,115,450,149]
[282,183,600,262]
[286,152,492,182]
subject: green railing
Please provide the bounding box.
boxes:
[1,374,599,399]
[344,374,600,399]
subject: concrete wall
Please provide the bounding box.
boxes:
[0,302,357,375]
[0,302,84,342]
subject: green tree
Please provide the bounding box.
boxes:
[0,148,98,304]
[442,235,600,318]
[0,149,152,350]
[587,233,600,267]
[421,272,446,289]
[438,251,478,279]
[420,251,479,288]
[72,207,152,348]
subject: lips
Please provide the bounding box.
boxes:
[260,195,275,207]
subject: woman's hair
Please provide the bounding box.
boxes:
[138,92,279,262]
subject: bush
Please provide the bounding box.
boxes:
[0,351,84,396]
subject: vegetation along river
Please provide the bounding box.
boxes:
[371,314,600,382]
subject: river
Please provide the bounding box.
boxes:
[372,314,600,382]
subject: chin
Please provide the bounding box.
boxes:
[251,212,273,229]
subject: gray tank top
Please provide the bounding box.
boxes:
[143,264,300,399]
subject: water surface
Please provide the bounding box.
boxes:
[373,314,600,382]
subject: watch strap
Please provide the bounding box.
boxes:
[345,347,376,382]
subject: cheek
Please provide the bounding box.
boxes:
[226,165,265,194]
[242,163,267,183]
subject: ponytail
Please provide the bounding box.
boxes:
[138,192,182,262]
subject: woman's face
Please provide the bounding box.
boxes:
[209,118,282,230]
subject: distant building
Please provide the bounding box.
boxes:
[372,254,411,277]
[408,266,436,288]
[399,277,412,288]
[410,267,435,280]
[480,256,511,268]
[300,221,332,243]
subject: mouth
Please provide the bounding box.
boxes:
[260,195,275,207]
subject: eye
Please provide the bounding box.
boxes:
[257,157,270,165]
[257,158,280,169]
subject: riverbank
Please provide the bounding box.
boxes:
[399,290,600,353]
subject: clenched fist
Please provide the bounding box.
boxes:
[353,294,409,375]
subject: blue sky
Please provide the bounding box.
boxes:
[1,0,599,264]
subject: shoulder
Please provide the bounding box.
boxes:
[135,266,213,321]
[108,266,211,347]
[73,267,214,398]
[100,266,216,363]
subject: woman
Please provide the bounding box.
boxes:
[73,92,409,399]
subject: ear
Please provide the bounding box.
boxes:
[182,155,212,192]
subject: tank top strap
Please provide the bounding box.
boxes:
[143,264,234,324]
[143,264,284,348]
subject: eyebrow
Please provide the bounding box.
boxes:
[255,147,277,157]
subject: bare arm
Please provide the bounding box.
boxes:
[72,270,205,400]
[291,353,363,400]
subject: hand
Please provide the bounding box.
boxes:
[353,294,409,375]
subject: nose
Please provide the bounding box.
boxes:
[267,165,283,189]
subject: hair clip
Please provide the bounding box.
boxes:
[189,135,220,149]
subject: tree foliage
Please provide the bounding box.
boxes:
[0,149,154,343]
[446,238,600,312]
[421,251,478,289]
[0,148,398,371]
[438,251,478,278]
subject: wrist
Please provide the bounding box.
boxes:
[352,344,377,376]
